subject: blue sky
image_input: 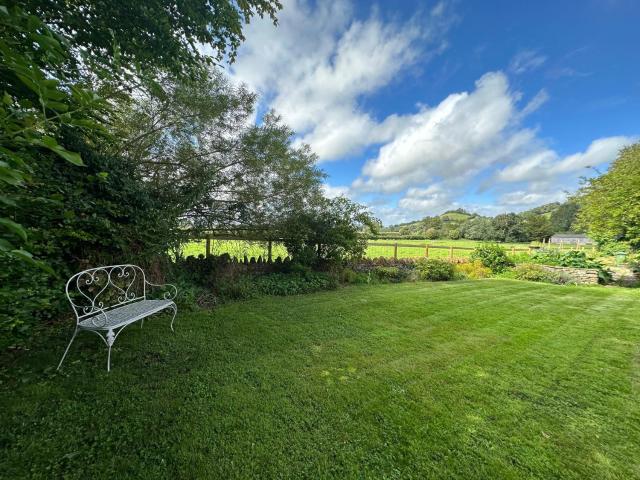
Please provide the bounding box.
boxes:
[229,0,639,225]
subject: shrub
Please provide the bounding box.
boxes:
[216,276,259,301]
[339,268,368,284]
[455,260,491,279]
[512,264,572,284]
[253,272,338,296]
[470,243,514,273]
[373,266,408,283]
[416,258,455,281]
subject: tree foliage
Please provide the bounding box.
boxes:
[576,143,640,249]
[114,73,325,238]
[13,0,282,78]
[0,5,107,266]
[281,197,380,265]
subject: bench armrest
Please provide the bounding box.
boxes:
[145,281,178,301]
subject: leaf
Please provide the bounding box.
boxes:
[0,195,17,207]
[0,238,14,251]
[0,217,28,241]
[9,249,54,274]
[35,137,84,166]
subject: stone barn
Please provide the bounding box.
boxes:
[549,233,593,245]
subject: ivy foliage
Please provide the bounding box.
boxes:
[0,5,106,266]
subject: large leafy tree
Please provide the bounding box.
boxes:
[1,0,282,265]
[114,73,325,240]
[576,143,640,248]
[281,196,380,264]
[491,213,526,243]
[12,0,282,78]
[521,212,553,242]
[550,201,580,233]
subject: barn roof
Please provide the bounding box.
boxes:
[550,233,590,238]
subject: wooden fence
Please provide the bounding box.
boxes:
[194,233,596,262]
[367,241,596,260]
[366,242,529,260]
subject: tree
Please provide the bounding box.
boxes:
[424,227,439,240]
[576,143,640,248]
[281,197,379,265]
[114,73,325,239]
[399,226,411,237]
[521,213,554,242]
[14,0,282,78]
[463,217,496,241]
[550,202,580,233]
[491,213,526,242]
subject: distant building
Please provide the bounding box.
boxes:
[549,233,593,245]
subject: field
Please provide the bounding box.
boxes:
[3,280,640,478]
[181,238,536,260]
[181,239,288,260]
[366,239,533,259]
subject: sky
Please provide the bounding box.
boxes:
[227,0,640,225]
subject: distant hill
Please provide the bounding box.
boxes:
[377,202,577,242]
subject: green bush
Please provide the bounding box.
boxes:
[254,272,338,296]
[416,258,455,281]
[339,268,369,284]
[373,266,408,283]
[512,264,572,284]
[470,244,514,273]
[455,260,492,279]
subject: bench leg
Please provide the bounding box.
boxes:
[106,329,115,372]
[57,327,78,371]
[169,304,177,332]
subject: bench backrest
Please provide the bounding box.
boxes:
[66,265,147,320]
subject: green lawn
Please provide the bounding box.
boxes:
[2,280,640,478]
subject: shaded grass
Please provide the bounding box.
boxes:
[2,280,640,478]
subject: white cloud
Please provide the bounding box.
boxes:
[509,49,547,74]
[519,89,549,117]
[354,72,525,193]
[321,183,351,199]
[495,136,636,183]
[231,0,454,161]
[552,136,633,174]
[397,184,454,216]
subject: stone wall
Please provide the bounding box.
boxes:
[541,265,599,285]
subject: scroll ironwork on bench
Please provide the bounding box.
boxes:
[58,264,178,372]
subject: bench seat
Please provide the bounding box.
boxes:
[79,299,175,330]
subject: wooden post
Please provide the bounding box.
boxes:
[425,244,429,258]
[205,235,211,258]
[576,241,579,251]
[511,246,515,256]
[267,240,273,263]
[560,240,564,251]
[394,242,398,260]
[449,246,453,260]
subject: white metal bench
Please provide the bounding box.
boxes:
[58,264,178,371]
